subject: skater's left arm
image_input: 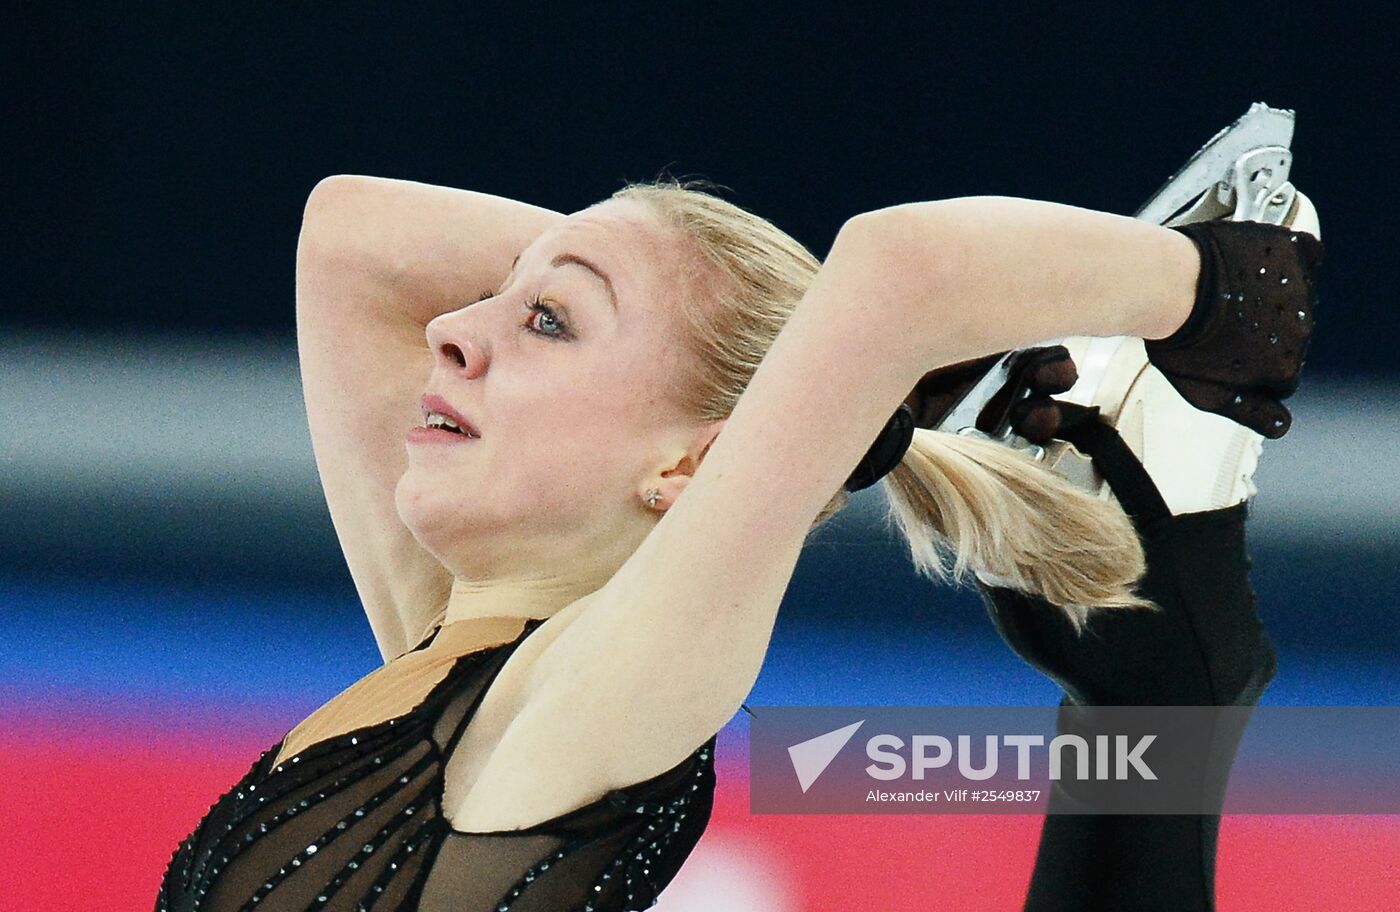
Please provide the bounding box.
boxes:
[853,196,1200,365]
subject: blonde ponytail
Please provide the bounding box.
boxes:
[881,429,1155,628]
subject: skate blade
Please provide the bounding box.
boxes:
[1134,101,1296,227]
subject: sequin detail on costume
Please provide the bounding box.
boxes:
[155,619,718,911]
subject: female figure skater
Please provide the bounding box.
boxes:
[156,171,1322,911]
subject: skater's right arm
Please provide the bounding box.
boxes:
[295,176,563,661]
[857,195,1202,354]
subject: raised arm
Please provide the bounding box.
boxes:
[871,195,1201,351]
[450,197,1202,828]
[296,176,564,661]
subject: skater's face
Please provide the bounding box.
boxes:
[396,199,721,579]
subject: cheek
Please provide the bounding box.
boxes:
[538,388,652,467]
[511,369,664,476]
[513,356,662,432]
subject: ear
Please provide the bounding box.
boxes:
[643,419,726,510]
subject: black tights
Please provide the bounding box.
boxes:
[975,423,1278,911]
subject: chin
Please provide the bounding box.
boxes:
[393,470,479,558]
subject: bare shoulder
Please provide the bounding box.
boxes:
[435,595,597,832]
[437,594,720,833]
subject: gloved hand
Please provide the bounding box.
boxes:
[975,345,1079,443]
[903,345,1079,443]
[902,351,1007,430]
[1147,220,1325,438]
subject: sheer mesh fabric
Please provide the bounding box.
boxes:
[1148,220,1325,438]
[156,617,718,912]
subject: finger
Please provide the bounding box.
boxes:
[1003,346,1051,381]
[1005,345,1077,395]
[1026,347,1078,395]
[1224,389,1293,439]
[1009,396,1063,443]
[976,347,1052,434]
[979,348,1076,439]
[904,388,960,430]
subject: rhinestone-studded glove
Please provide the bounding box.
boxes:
[1147,220,1325,438]
[903,345,1079,443]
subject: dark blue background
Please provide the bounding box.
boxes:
[8,3,1390,375]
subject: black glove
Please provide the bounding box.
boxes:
[903,345,1079,443]
[902,351,1008,430]
[975,346,1079,443]
[1147,220,1325,438]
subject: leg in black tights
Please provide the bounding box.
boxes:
[976,418,1278,912]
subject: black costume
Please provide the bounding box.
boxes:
[980,401,1277,912]
[156,616,717,912]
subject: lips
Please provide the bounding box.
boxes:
[420,392,480,438]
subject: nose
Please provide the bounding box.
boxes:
[425,306,490,378]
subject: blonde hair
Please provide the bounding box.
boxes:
[614,177,1154,629]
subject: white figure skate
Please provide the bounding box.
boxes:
[937,102,1322,516]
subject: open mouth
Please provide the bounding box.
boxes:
[423,410,480,438]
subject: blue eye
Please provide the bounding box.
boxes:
[524,294,573,340]
[471,290,573,340]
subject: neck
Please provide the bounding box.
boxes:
[442,570,611,626]
[437,510,657,629]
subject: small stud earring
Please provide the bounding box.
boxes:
[643,488,661,509]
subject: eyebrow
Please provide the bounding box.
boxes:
[507,253,618,313]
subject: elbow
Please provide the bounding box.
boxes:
[298,175,353,256]
[832,207,903,257]
[296,174,393,277]
[295,176,373,314]
[827,211,908,291]
[301,174,373,230]
[833,204,963,287]
[830,205,974,341]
